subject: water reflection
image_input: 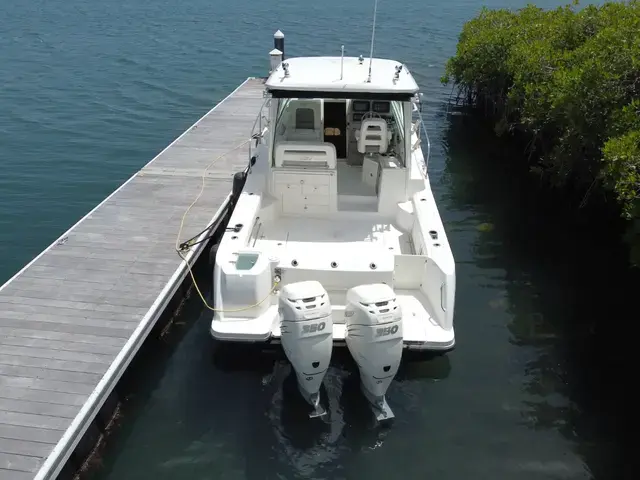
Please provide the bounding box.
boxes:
[442,111,636,480]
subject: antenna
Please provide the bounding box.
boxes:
[340,45,345,80]
[367,0,379,83]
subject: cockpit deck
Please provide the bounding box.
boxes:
[252,216,414,256]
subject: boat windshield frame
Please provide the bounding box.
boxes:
[268,93,412,170]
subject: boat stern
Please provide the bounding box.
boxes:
[210,308,278,342]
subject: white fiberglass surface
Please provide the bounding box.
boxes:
[267,288,450,344]
[336,161,376,196]
[252,216,414,255]
[265,57,420,94]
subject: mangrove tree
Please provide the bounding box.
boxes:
[442,1,640,263]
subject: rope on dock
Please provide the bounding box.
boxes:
[174,134,280,313]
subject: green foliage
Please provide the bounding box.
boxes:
[443,1,640,264]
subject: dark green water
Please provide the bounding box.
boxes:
[1,0,634,478]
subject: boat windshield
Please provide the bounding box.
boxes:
[272,97,406,166]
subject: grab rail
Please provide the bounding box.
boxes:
[248,96,271,163]
[411,100,432,179]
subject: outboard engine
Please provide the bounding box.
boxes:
[279,281,333,418]
[345,283,403,421]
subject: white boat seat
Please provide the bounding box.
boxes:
[274,141,337,169]
[356,118,389,154]
[284,102,322,142]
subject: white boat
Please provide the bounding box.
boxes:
[210,33,456,420]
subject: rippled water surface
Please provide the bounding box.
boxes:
[1,0,633,479]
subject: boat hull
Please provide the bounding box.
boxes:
[210,313,455,353]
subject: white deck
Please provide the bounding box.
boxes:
[336,161,376,197]
[253,216,414,256]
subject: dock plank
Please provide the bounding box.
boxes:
[0,411,69,432]
[0,399,81,420]
[0,424,64,444]
[0,438,52,461]
[0,336,122,356]
[0,354,107,376]
[0,327,127,348]
[0,365,102,387]
[0,387,88,408]
[0,469,33,480]
[0,452,41,474]
[0,317,134,341]
[0,375,95,396]
[0,78,266,479]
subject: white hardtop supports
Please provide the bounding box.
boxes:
[265,56,420,95]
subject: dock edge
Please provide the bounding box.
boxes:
[15,78,260,480]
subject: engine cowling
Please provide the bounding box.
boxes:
[345,283,403,419]
[279,280,333,417]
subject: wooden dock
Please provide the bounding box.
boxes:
[0,77,266,480]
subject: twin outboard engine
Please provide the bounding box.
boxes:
[279,281,333,418]
[345,283,404,421]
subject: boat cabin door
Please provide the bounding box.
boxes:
[323,100,347,159]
